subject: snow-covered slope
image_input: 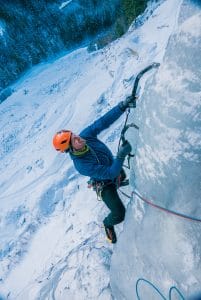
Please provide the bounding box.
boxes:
[1,0,200,299]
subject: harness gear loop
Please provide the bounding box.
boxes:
[87,180,106,201]
[88,170,129,201]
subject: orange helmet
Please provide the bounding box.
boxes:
[52,130,72,152]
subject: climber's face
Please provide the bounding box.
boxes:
[71,133,86,151]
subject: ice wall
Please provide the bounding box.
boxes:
[111,0,201,299]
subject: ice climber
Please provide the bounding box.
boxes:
[52,98,133,243]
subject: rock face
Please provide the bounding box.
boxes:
[0,0,148,91]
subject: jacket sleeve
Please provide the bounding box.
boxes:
[75,157,124,180]
[80,103,124,137]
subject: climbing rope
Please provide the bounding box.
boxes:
[136,278,185,300]
[132,191,201,223]
[118,188,201,223]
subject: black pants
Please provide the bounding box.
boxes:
[101,183,125,228]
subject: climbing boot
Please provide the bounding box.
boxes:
[104,225,117,244]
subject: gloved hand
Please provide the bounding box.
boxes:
[119,95,136,111]
[117,140,132,159]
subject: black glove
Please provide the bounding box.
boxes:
[117,140,132,159]
[119,96,136,111]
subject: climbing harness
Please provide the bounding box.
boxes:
[87,144,129,200]
[136,278,185,300]
[88,170,129,201]
[87,179,111,201]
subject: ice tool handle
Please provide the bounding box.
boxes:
[130,62,160,108]
[121,123,139,144]
[120,123,137,169]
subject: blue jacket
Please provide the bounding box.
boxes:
[70,103,125,181]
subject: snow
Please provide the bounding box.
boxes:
[0,0,201,299]
[59,0,73,10]
[0,28,4,36]
[0,20,5,37]
[180,12,201,38]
